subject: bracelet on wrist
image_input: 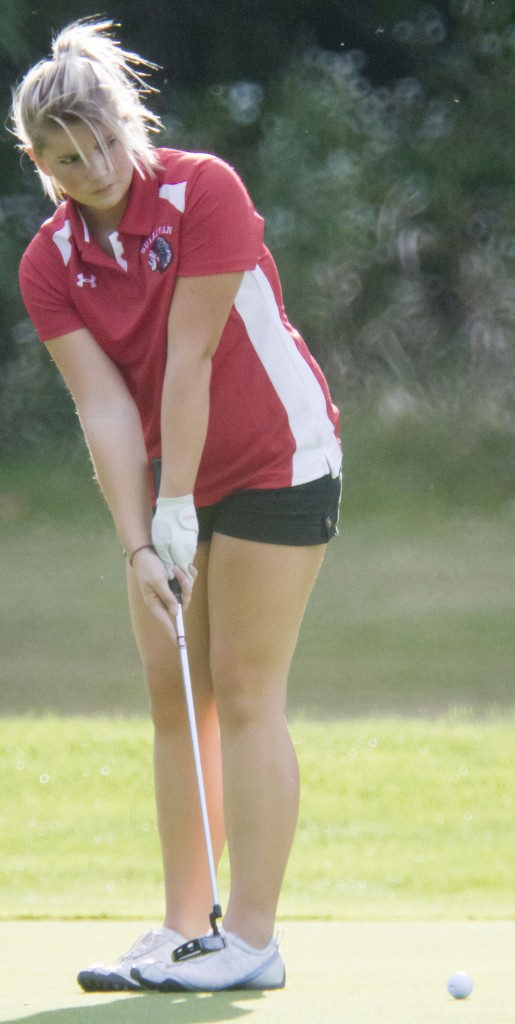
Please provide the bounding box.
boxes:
[128,544,155,567]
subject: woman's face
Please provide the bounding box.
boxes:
[31,121,134,223]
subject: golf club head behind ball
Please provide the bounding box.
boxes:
[447,970,473,999]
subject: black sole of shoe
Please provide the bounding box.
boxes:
[77,971,143,993]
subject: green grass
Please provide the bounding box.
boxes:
[1,431,515,717]
[1,509,514,716]
[2,714,514,922]
[1,413,515,1022]
[3,921,515,1023]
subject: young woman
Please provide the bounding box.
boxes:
[11,18,341,993]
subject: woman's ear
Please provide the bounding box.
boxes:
[26,147,50,176]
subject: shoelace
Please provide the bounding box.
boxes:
[119,930,166,963]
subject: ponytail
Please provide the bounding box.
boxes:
[50,18,157,89]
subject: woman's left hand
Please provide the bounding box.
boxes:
[151,494,198,584]
[130,546,197,643]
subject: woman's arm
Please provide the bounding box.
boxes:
[150,272,242,581]
[46,327,152,554]
[158,272,243,497]
[45,328,187,639]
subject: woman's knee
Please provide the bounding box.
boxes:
[145,659,182,729]
[212,656,287,729]
[146,655,216,732]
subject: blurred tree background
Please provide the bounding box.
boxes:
[1,0,515,493]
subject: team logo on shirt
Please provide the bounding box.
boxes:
[148,236,173,274]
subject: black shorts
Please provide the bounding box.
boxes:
[197,473,342,546]
[152,459,341,546]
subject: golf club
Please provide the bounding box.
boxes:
[151,457,224,959]
[168,576,225,961]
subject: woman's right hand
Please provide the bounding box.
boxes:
[130,546,196,643]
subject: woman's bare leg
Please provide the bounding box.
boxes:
[127,541,225,938]
[207,535,326,948]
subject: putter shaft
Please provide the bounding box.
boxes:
[174,596,221,920]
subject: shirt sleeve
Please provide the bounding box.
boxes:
[176,156,264,277]
[19,239,85,342]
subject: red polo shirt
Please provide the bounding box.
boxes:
[19,148,341,506]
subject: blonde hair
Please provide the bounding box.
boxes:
[10,17,163,203]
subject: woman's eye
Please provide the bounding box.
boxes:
[59,155,80,165]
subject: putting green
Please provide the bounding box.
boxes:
[1,921,514,1023]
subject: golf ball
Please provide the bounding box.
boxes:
[447,971,473,999]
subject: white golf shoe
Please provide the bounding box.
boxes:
[77,926,185,991]
[131,928,285,992]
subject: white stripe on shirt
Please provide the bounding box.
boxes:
[51,220,73,265]
[234,266,342,485]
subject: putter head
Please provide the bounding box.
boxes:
[172,903,225,962]
[172,933,226,962]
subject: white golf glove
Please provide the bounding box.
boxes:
[151,494,198,582]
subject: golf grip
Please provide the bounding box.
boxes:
[169,577,182,603]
